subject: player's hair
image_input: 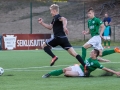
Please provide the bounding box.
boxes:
[104,21,108,26]
[50,4,59,12]
[94,49,99,57]
[88,7,94,12]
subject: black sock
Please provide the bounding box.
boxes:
[44,46,55,58]
[76,55,85,67]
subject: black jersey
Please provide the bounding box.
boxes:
[51,14,66,37]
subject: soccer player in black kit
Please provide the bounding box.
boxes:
[38,4,85,69]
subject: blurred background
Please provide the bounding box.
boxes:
[0,0,120,42]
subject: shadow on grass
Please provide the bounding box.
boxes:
[4,74,14,76]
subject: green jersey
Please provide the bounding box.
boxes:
[88,17,103,37]
[80,58,104,73]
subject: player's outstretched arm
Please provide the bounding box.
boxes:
[38,18,53,30]
[102,67,120,77]
[82,29,90,35]
[97,57,110,62]
[60,17,69,35]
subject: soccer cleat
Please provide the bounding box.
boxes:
[42,73,51,78]
[114,47,120,53]
[84,65,90,77]
[50,56,58,66]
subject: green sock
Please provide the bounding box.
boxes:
[102,50,115,57]
[49,69,63,76]
[82,47,86,60]
[108,41,110,46]
[104,41,106,46]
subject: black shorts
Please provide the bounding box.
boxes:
[46,37,72,50]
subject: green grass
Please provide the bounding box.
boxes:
[0,48,120,90]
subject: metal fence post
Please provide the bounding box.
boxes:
[113,26,115,42]
[83,1,85,41]
[30,2,32,34]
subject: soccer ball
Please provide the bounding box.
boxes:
[0,67,4,76]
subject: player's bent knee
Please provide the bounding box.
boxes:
[63,68,66,73]
[83,44,91,49]
[41,43,47,49]
[99,54,102,57]
[99,53,102,57]
[99,50,103,57]
[64,72,69,76]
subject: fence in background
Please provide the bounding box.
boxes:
[0,0,119,42]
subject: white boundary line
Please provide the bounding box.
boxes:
[4,65,70,71]
[4,62,120,71]
[6,70,52,72]
[6,69,120,72]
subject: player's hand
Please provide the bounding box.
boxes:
[82,31,87,35]
[64,27,69,35]
[115,72,120,77]
[100,35,104,40]
[38,18,43,24]
[104,59,110,62]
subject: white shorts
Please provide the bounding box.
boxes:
[103,36,110,40]
[70,65,84,76]
[86,35,103,50]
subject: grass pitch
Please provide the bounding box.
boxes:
[0,48,120,90]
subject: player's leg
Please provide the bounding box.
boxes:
[102,49,115,57]
[82,36,98,60]
[42,66,81,78]
[94,38,114,57]
[103,36,107,48]
[66,47,89,76]
[48,69,63,76]
[82,43,92,60]
[42,66,71,78]
[64,71,79,77]
[68,47,93,77]
[42,37,58,66]
[64,66,79,77]
[64,66,84,77]
[98,42,120,56]
[42,69,64,78]
[108,40,110,48]
[60,37,89,76]
[107,36,111,48]
[46,67,74,77]
[67,47,85,67]
[95,37,120,57]
[59,37,85,67]
[104,41,106,48]
[99,47,120,57]
[98,49,103,56]
[63,67,72,72]
[42,43,55,58]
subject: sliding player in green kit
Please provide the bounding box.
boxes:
[42,49,120,78]
[81,7,120,60]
